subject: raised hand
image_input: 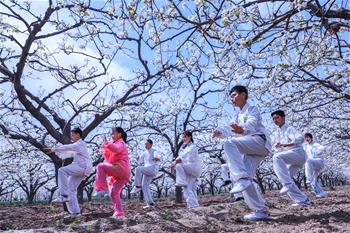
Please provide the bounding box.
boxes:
[212,130,222,138]
[43,148,54,154]
[231,124,244,134]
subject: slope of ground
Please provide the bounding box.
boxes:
[1,186,349,233]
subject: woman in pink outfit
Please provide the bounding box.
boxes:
[93,127,131,217]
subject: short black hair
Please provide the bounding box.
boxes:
[183,130,194,143]
[229,85,248,99]
[305,133,313,139]
[271,110,285,117]
[147,139,153,145]
[71,127,83,137]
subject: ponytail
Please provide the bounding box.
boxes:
[114,127,127,143]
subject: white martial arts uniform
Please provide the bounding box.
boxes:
[175,143,202,209]
[53,139,93,214]
[220,163,243,199]
[304,142,326,197]
[133,148,160,206]
[221,163,230,182]
[216,103,271,212]
[272,123,309,204]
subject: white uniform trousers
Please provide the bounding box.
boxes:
[223,135,268,212]
[273,148,309,203]
[133,164,158,205]
[58,163,85,214]
[221,163,230,181]
[221,163,243,199]
[305,158,325,195]
[176,163,201,208]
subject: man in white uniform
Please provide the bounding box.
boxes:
[304,133,326,198]
[131,139,160,208]
[271,110,311,206]
[44,128,93,216]
[213,85,271,221]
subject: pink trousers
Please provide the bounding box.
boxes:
[95,163,129,216]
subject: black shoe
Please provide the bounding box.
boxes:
[222,180,232,187]
[234,197,244,202]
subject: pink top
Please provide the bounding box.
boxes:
[100,139,131,181]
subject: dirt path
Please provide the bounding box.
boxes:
[1,186,349,232]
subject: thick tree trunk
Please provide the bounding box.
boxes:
[210,185,215,195]
[157,189,162,198]
[175,186,183,203]
[27,193,35,204]
[303,174,308,189]
[77,182,84,204]
[139,189,144,201]
[45,186,58,203]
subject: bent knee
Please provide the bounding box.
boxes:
[58,167,67,174]
[97,163,104,169]
[272,153,285,163]
[97,162,110,171]
[223,140,236,149]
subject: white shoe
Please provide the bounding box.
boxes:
[93,190,109,198]
[244,211,272,221]
[279,184,291,194]
[291,199,311,207]
[316,193,326,198]
[112,212,125,218]
[67,213,81,217]
[143,204,155,209]
[230,179,252,194]
[130,186,141,194]
[52,196,69,203]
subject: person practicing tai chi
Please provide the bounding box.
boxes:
[130,139,161,209]
[271,110,311,206]
[221,161,244,202]
[44,127,93,217]
[213,85,271,221]
[93,127,131,218]
[173,131,202,209]
[304,133,327,198]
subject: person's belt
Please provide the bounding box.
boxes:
[253,134,266,141]
[112,163,120,170]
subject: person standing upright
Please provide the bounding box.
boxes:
[304,133,327,198]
